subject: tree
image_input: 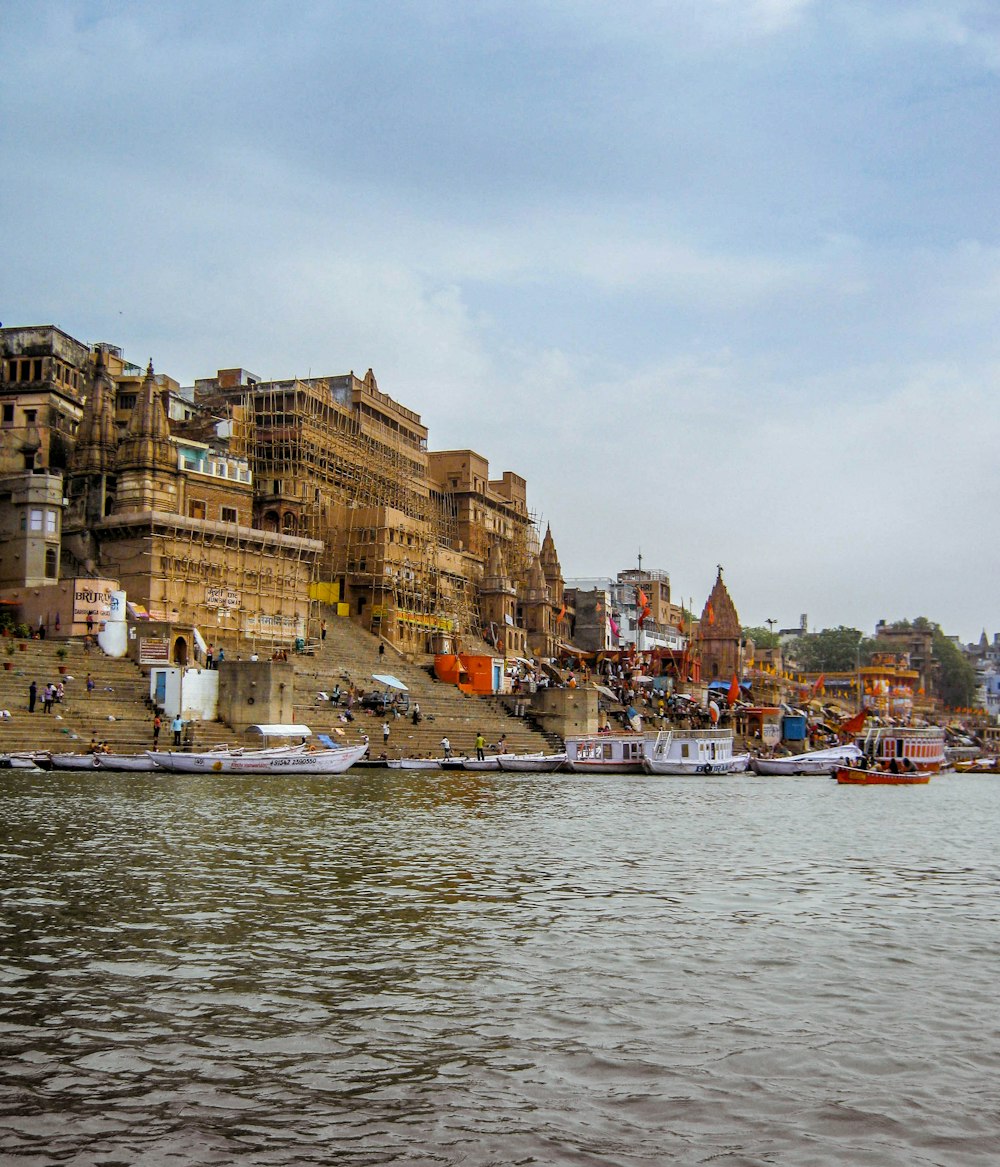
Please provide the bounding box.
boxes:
[742,625,780,649]
[931,627,977,708]
[786,627,874,672]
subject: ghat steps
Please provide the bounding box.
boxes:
[0,619,563,760]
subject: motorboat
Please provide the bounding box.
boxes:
[564,733,649,773]
[856,725,946,773]
[642,728,746,775]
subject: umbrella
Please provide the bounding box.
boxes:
[593,684,620,703]
[372,673,408,691]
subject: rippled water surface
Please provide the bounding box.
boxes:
[2,769,999,1165]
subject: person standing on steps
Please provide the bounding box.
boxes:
[378,641,385,661]
[42,684,53,713]
[152,714,162,748]
[321,619,327,642]
[382,720,390,747]
[28,680,37,713]
[172,714,184,746]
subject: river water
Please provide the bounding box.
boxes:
[1,768,998,1166]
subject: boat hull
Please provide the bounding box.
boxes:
[496,754,566,772]
[750,745,862,776]
[643,758,741,775]
[48,753,100,770]
[564,733,649,773]
[836,766,930,785]
[151,743,368,774]
[94,753,159,771]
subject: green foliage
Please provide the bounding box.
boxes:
[931,627,977,708]
[786,627,874,672]
[742,625,780,649]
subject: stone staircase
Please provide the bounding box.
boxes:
[0,638,236,756]
[291,612,562,759]
[0,616,565,761]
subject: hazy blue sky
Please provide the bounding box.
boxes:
[3,0,998,640]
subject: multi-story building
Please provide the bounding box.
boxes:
[0,324,565,660]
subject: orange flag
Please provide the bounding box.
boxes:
[727,674,740,704]
[840,708,868,735]
[706,601,716,625]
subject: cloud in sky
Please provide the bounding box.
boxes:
[1,0,998,641]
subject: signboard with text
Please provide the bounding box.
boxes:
[72,578,116,625]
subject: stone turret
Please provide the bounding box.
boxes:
[539,523,564,607]
[480,542,525,658]
[698,567,741,681]
[113,360,179,513]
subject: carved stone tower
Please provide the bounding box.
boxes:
[698,567,741,681]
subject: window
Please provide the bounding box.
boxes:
[1,404,12,425]
[188,500,206,520]
[30,509,43,531]
[45,511,57,533]
[45,548,58,578]
[221,507,237,523]
[25,409,37,423]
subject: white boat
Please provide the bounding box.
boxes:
[47,752,100,770]
[462,756,501,771]
[0,753,45,772]
[387,757,442,770]
[750,743,862,776]
[642,728,744,775]
[150,741,369,774]
[93,753,160,771]
[496,752,567,772]
[564,733,649,773]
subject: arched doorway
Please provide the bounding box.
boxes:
[173,636,188,667]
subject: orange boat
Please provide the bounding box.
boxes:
[836,765,930,786]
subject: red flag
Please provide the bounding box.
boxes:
[556,603,566,623]
[638,605,652,628]
[813,673,825,693]
[706,601,715,625]
[727,674,740,704]
[637,587,649,609]
[840,708,868,735]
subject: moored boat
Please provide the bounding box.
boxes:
[642,728,745,775]
[565,732,648,773]
[750,743,862,776]
[47,752,100,770]
[149,741,368,774]
[387,757,442,770]
[0,753,45,772]
[856,725,946,773]
[496,753,567,772]
[93,753,159,771]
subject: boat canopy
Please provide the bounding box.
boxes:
[245,723,312,741]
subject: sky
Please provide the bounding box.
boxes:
[2,0,998,643]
